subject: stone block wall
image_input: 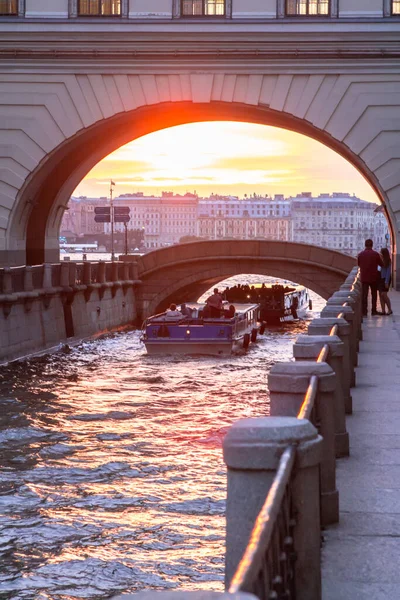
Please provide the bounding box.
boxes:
[0,262,140,364]
[0,296,66,363]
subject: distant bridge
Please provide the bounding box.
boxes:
[135,240,356,319]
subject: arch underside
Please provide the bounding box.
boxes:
[135,241,356,317]
[12,99,393,266]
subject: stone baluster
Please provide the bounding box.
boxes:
[3,267,12,294]
[23,266,33,292]
[111,262,119,282]
[97,261,106,284]
[223,417,322,599]
[60,262,70,287]
[328,290,362,344]
[42,263,53,290]
[130,261,139,280]
[308,317,353,414]
[69,262,77,286]
[268,361,338,526]
[83,261,92,285]
[122,262,130,281]
[293,334,349,458]
[321,304,357,385]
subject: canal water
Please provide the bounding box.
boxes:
[0,277,324,600]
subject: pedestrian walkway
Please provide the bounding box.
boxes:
[322,290,400,599]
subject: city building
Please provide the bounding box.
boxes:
[197,195,291,242]
[290,192,389,256]
[112,192,199,248]
[61,191,389,256]
[61,197,108,238]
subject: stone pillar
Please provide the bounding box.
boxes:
[130,261,139,280]
[111,262,119,282]
[321,304,357,385]
[23,266,33,292]
[83,261,92,285]
[69,263,77,286]
[42,263,53,290]
[2,267,12,294]
[97,261,106,284]
[122,262,130,281]
[293,335,349,458]
[268,362,338,526]
[223,417,322,598]
[60,262,70,287]
[308,317,353,414]
[328,291,362,345]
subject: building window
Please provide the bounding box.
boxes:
[286,0,329,16]
[393,1,400,14]
[0,0,17,14]
[181,0,225,17]
[78,0,121,16]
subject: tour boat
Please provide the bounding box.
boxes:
[258,284,311,324]
[140,303,261,356]
[224,284,312,324]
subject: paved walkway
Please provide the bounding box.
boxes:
[322,290,400,599]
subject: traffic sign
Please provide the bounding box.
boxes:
[114,206,130,215]
[94,214,111,223]
[114,214,130,223]
[94,206,111,215]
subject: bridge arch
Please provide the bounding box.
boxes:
[1,72,397,270]
[135,240,356,319]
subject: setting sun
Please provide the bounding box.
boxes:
[74,121,379,203]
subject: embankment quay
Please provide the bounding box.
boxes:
[109,266,400,600]
[2,261,399,598]
[0,240,354,364]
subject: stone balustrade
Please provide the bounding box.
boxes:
[111,266,362,600]
[0,261,141,317]
[0,261,142,363]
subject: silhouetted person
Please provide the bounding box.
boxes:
[377,247,393,315]
[206,288,223,318]
[358,239,383,316]
[224,304,236,319]
[180,303,192,317]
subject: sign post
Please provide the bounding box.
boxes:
[114,206,131,256]
[110,181,115,261]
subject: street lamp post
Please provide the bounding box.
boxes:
[124,222,128,255]
[110,180,115,261]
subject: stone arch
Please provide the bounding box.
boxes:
[1,72,397,266]
[135,240,356,318]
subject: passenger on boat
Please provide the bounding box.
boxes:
[224,304,236,319]
[165,303,185,320]
[180,303,192,317]
[206,288,223,318]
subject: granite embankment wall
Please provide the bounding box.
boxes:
[0,261,140,363]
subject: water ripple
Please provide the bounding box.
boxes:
[0,280,324,599]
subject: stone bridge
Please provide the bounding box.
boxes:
[0,9,399,284]
[135,240,356,319]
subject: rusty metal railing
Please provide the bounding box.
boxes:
[229,446,296,597]
[228,275,360,600]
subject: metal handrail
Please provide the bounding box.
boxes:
[229,446,296,595]
[297,304,346,421]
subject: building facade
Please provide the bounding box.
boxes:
[2,0,400,283]
[2,1,399,20]
[61,192,389,256]
[290,193,389,255]
[197,195,291,242]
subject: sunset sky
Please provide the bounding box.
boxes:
[74,122,379,204]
